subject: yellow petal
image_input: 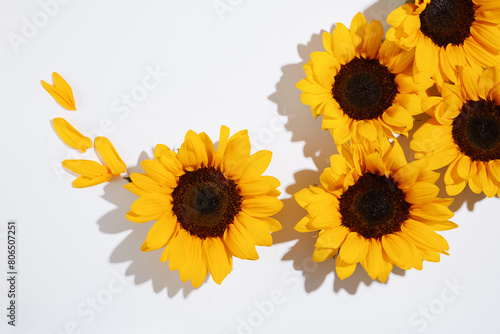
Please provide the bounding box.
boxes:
[41,72,76,110]
[401,220,449,252]
[238,176,280,197]
[62,159,108,178]
[214,125,231,169]
[357,120,378,141]
[130,192,170,217]
[423,220,458,231]
[223,221,259,260]
[339,232,368,263]
[331,23,355,63]
[260,217,282,232]
[236,212,272,247]
[202,237,233,285]
[383,139,407,172]
[382,105,413,129]
[478,67,500,100]
[404,182,439,204]
[72,173,111,188]
[315,226,349,249]
[360,238,383,280]
[199,132,215,166]
[241,196,283,217]
[308,211,341,230]
[312,247,338,262]
[162,229,187,270]
[178,235,207,288]
[53,118,92,153]
[409,203,454,221]
[178,130,208,171]
[376,251,394,283]
[123,182,147,197]
[154,144,184,176]
[365,153,386,175]
[239,150,273,183]
[141,211,178,251]
[350,12,368,53]
[363,20,384,59]
[335,254,357,280]
[141,160,177,188]
[394,93,422,116]
[221,130,251,179]
[126,211,160,223]
[414,37,438,83]
[381,234,417,270]
[130,173,169,194]
[94,136,126,176]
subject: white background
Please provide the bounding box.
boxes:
[1,0,499,333]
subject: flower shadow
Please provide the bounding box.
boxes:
[363,0,407,31]
[268,0,413,293]
[267,27,339,291]
[97,151,198,298]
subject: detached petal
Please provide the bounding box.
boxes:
[95,136,126,176]
[62,159,108,178]
[53,118,92,153]
[41,72,76,110]
[62,159,112,188]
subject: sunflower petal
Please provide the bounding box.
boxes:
[242,197,283,217]
[130,192,170,217]
[202,237,233,285]
[237,212,272,246]
[53,118,92,153]
[95,136,126,176]
[141,211,178,251]
[178,130,208,171]
[336,254,357,280]
[41,72,76,110]
[339,232,368,263]
[223,221,259,260]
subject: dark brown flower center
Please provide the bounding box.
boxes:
[332,57,398,121]
[419,0,476,48]
[172,166,242,239]
[339,173,410,239]
[452,99,500,162]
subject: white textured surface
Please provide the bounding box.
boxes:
[1,0,498,333]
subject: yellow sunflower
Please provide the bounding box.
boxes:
[411,66,500,197]
[294,140,456,282]
[296,12,431,144]
[386,0,500,85]
[124,126,283,287]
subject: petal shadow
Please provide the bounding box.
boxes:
[97,151,197,298]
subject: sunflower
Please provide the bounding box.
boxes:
[294,140,456,282]
[124,126,283,287]
[386,0,500,85]
[296,12,431,144]
[411,66,500,197]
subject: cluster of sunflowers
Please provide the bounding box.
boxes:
[295,0,500,282]
[45,0,500,287]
